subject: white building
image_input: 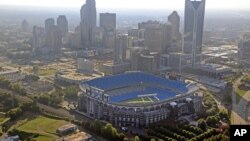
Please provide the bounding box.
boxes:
[77,58,94,73]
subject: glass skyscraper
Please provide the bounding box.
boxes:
[184,0,206,66]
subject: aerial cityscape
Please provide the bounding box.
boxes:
[0,0,250,140]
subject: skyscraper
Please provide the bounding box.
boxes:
[184,0,206,66]
[45,18,55,34]
[21,19,29,32]
[57,15,68,37]
[32,26,45,55]
[100,13,116,48]
[80,0,97,48]
[238,34,250,62]
[45,18,62,53]
[168,11,180,41]
[100,13,116,31]
[114,35,128,64]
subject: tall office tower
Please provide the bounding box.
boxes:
[21,19,29,32]
[57,15,68,37]
[45,18,62,53]
[80,0,97,48]
[144,25,164,53]
[130,48,160,73]
[100,13,116,48]
[168,11,181,41]
[162,23,173,53]
[238,34,250,63]
[32,26,45,55]
[114,35,128,64]
[45,18,55,34]
[184,0,206,66]
[100,13,116,31]
[139,21,169,53]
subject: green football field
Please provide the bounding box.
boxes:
[122,96,157,104]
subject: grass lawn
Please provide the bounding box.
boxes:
[17,116,68,141]
[33,134,54,141]
[37,69,57,76]
[236,86,248,104]
[246,75,250,80]
[122,97,153,104]
[236,75,250,104]
[0,117,5,123]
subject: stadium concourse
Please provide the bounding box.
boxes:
[78,72,202,127]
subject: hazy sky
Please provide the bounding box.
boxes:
[1,0,250,10]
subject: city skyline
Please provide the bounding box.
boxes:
[0,0,250,10]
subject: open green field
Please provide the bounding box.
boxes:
[122,97,154,104]
[17,116,68,141]
[33,134,54,141]
[236,87,247,104]
[37,69,57,76]
[0,117,5,123]
[0,126,2,134]
[236,75,250,104]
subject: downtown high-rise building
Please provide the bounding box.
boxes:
[238,34,250,63]
[21,19,29,32]
[184,0,206,66]
[80,0,97,48]
[100,13,116,31]
[168,11,180,41]
[32,26,45,55]
[45,18,55,34]
[100,13,116,48]
[57,15,68,37]
[114,35,128,64]
[45,18,62,53]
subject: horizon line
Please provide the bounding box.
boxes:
[0,4,250,11]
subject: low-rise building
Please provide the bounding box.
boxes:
[0,68,24,82]
[100,62,131,75]
[56,124,77,135]
[2,135,19,141]
[77,59,94,73]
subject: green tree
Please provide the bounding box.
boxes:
[64,86,79,99]
[206,116,219,127]
[0,77,11,87]
[10,82,26,95]
[50,91,63,106]
[38,94,50,105]
[134,136,140,141]
[6,107,23,120]
[198,119,207,131]
[93,119,102,134]
[102,123,113,139]
[219,110,229,120]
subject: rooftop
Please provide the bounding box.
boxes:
[57,124,77,132]
[64,132,92,141]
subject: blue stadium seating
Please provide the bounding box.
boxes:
[82,72,189,102]
[83,72,188,92]
[109,87,177,102]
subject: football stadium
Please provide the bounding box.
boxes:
[78,72,202,127]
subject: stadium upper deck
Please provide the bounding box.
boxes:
[81,72,194,104]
